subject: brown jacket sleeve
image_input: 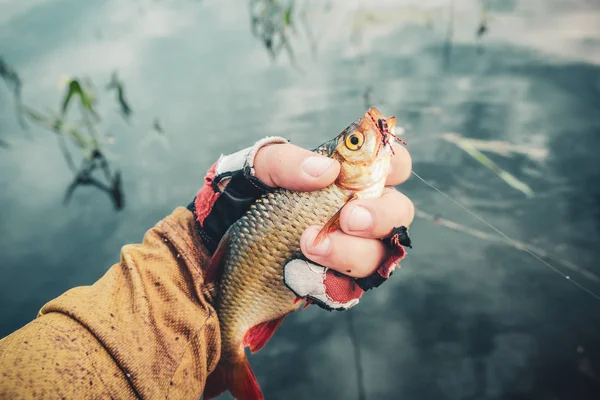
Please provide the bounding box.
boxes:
[0,207,220,399]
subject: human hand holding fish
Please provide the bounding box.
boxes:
[1,102,593,400]
[0,108,414,400]
[189,108,414,399]
[253,135,414,280]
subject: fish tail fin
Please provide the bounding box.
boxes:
[203,356,263,400]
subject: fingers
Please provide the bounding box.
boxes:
[299,186,414,277]
[254,143,341,192]
[339,187,414,239]
[300,226,388,278]
[253,141,411,191]
[258,141,414,278]
[386,143,412,186]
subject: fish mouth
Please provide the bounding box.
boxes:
[366,108,399,156]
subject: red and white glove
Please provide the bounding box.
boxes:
[283,227,410,311]
[188,138,412,311]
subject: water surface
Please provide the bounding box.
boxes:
[1,0,599,399]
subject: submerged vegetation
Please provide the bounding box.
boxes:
[106,71,133,122]
[2,0,591,290]
[247,0,330,70]
[0,56,25,129]
[23,75,125,209]
[1,59,157,210]
[249,0,296,63]
[442,133,535,197]
[2,2,598,398]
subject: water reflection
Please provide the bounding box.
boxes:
[1,0,600,399]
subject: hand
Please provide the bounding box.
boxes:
[190,136,414,310]
[254,142,414,278]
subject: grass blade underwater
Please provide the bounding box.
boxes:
[410,170,600,302]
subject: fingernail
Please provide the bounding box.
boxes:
[348,206,372,231]
[304,227,331,256]
[302,156,335,177]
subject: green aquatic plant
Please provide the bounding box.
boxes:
[106,71,132,121]
[153,117,164,134]
[415,209,599,284]
[61,79,99,121]
[22,106,91,150]
[442,133,535,197]
[63,149,124,210]
[476,0,489,39]
[1,53,165,208]
[1,58,131,208]
[249,0,301,70]
[0,56,26,130]
[25,76,124,209]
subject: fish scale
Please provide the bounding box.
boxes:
[217,183,347,361]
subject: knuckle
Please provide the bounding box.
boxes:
[403,148,413,171]
[393,192,414,224]
[268,146,291,187]
[396,147,412,181]
[271,149,287,170]
[382,186,397,196]
[339,202,356,228]
[405,197,415,224]
[329,238,381,278]
[271,142,288,160]
[254,147,278,186]
[353,263,375,278]
[269,169,284,188]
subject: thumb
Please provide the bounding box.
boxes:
[254,143,340,192]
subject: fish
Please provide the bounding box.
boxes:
[202,107,401,400]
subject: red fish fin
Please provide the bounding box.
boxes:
[314,208,342,245]
[314,194,358,245]
[203,357,263,400]
[302,299,313,310]
[204,232,231,283]
[243,316,286,353]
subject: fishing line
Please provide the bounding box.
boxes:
[411,170,600,302]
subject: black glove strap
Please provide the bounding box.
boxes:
[355,226,411,291]
[355,273,389,292]
[188,167,272,253]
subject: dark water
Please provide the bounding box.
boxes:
[1,0,599,399]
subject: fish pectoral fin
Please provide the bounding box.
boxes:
[243,315,287,354]
[302,299,313,310]
[314,194,358,245]
[314,208,342,245]
[204,230,232,283]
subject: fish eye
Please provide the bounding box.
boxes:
[345,132,364,151]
